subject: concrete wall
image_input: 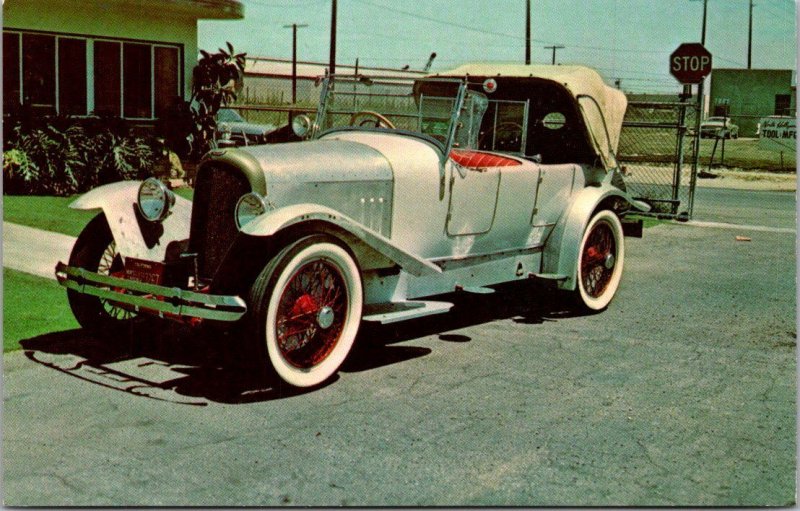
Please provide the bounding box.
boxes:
[709,69,795,137]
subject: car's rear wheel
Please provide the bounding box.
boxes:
[247,235,363,387]
[573,209,625,311]
[67,213,137,330]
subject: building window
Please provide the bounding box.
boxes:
[94,41,121,116]
[22,33,56,114]
[3,29,181,120]
[59,38,87,115]
[3,32,21,113]
[123,43,152,118]
[775,94,791,116]
[154,46,180,118]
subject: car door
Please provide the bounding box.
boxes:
[445,160,501,236]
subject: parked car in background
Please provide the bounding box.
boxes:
[700,116,739,139]
[56,64,649,389]
[216,108,277,147]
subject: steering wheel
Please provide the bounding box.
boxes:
[349,111,396,129]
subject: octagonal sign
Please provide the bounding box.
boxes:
[670,43,712,84]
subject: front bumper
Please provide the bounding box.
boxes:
[55,262,247,322]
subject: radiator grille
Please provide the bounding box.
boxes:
[189,163,251,279]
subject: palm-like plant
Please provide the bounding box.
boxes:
[189,42,246,159]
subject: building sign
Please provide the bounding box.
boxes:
[758,116,796,151]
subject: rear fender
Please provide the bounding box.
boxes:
[241,203,441,278]
[542,186,648,290]
[70,181,192,261]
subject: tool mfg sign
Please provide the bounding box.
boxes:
[759,116,796,151]
[759,117,796,140]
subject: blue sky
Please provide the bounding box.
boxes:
[199,0,797,93]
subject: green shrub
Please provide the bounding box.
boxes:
[4,120,164,196]
[3,148,37,194]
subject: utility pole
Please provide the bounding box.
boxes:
[701,0,707,44]
[525,0,531,64]
[544,45,564,65]
[747,0,754,68]
[283,23,308,104]
[329,0,337,75]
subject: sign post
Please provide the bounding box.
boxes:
[670,43,712,220]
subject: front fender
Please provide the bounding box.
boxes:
[542,186,648,290]
[241,203,441,277]
[70,181,192,261]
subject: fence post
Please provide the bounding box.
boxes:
[673,96,688,214]
[688,83,703,219]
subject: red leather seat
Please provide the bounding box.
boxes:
[449,149,521,169]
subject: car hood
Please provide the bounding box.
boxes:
[235,138,393,187]
[220,121,277,135]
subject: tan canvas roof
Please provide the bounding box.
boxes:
[434,64,627,167]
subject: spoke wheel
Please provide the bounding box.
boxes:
[67,214,137,329]
[275,260,348,369]
[574,210,625,311]
[248,235,363,388]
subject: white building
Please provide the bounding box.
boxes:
[3,0,243,120]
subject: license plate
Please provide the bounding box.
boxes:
[124,258,165,285]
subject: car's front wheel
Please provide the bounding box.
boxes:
[573,209,625,311]
[67,213,137,330]
[247,235,363,387]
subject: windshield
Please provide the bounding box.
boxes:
[313,76,486,153]
[218,108,245,123]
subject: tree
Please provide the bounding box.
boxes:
[188,42,246,159]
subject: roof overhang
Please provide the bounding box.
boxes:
[118,0,243,19]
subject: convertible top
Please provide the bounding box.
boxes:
[433,64,627,167]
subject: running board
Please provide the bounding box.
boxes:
[362,300,454,324]
[528,272,568,281]
[455,284,495,294]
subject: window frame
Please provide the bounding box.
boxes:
[3,28,184,120]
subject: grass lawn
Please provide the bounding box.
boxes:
[3,187,194,237]
[3,268,78,352]
[3,195,97,237]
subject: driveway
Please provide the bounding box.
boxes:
[2,188,796,506]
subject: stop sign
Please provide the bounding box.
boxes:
[670,43,712,84]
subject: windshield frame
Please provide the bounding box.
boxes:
[311,75,470,162]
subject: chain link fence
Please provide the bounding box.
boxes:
[618,100,698,218]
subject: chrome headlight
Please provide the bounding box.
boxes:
[219,122,232,141]
[292,114,312,138]
[137,177,175,222]
[235,192,267,229]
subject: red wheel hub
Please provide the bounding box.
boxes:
[581,221,616,298]
[275,260,348,368]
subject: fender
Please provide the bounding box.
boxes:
[70,181,192,261]
[542,185,649,291]
[241,203,442,277]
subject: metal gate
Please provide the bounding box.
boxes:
[617,97,700,219]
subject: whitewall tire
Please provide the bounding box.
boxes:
[574,210,625,311]
[249,235,363,387]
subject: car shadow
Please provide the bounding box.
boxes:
[18,280,591,405]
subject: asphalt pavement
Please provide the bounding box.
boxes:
[2,186,796,506]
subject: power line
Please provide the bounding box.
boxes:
[349,0,669,56]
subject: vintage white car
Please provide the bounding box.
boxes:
[56,64,648,388]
